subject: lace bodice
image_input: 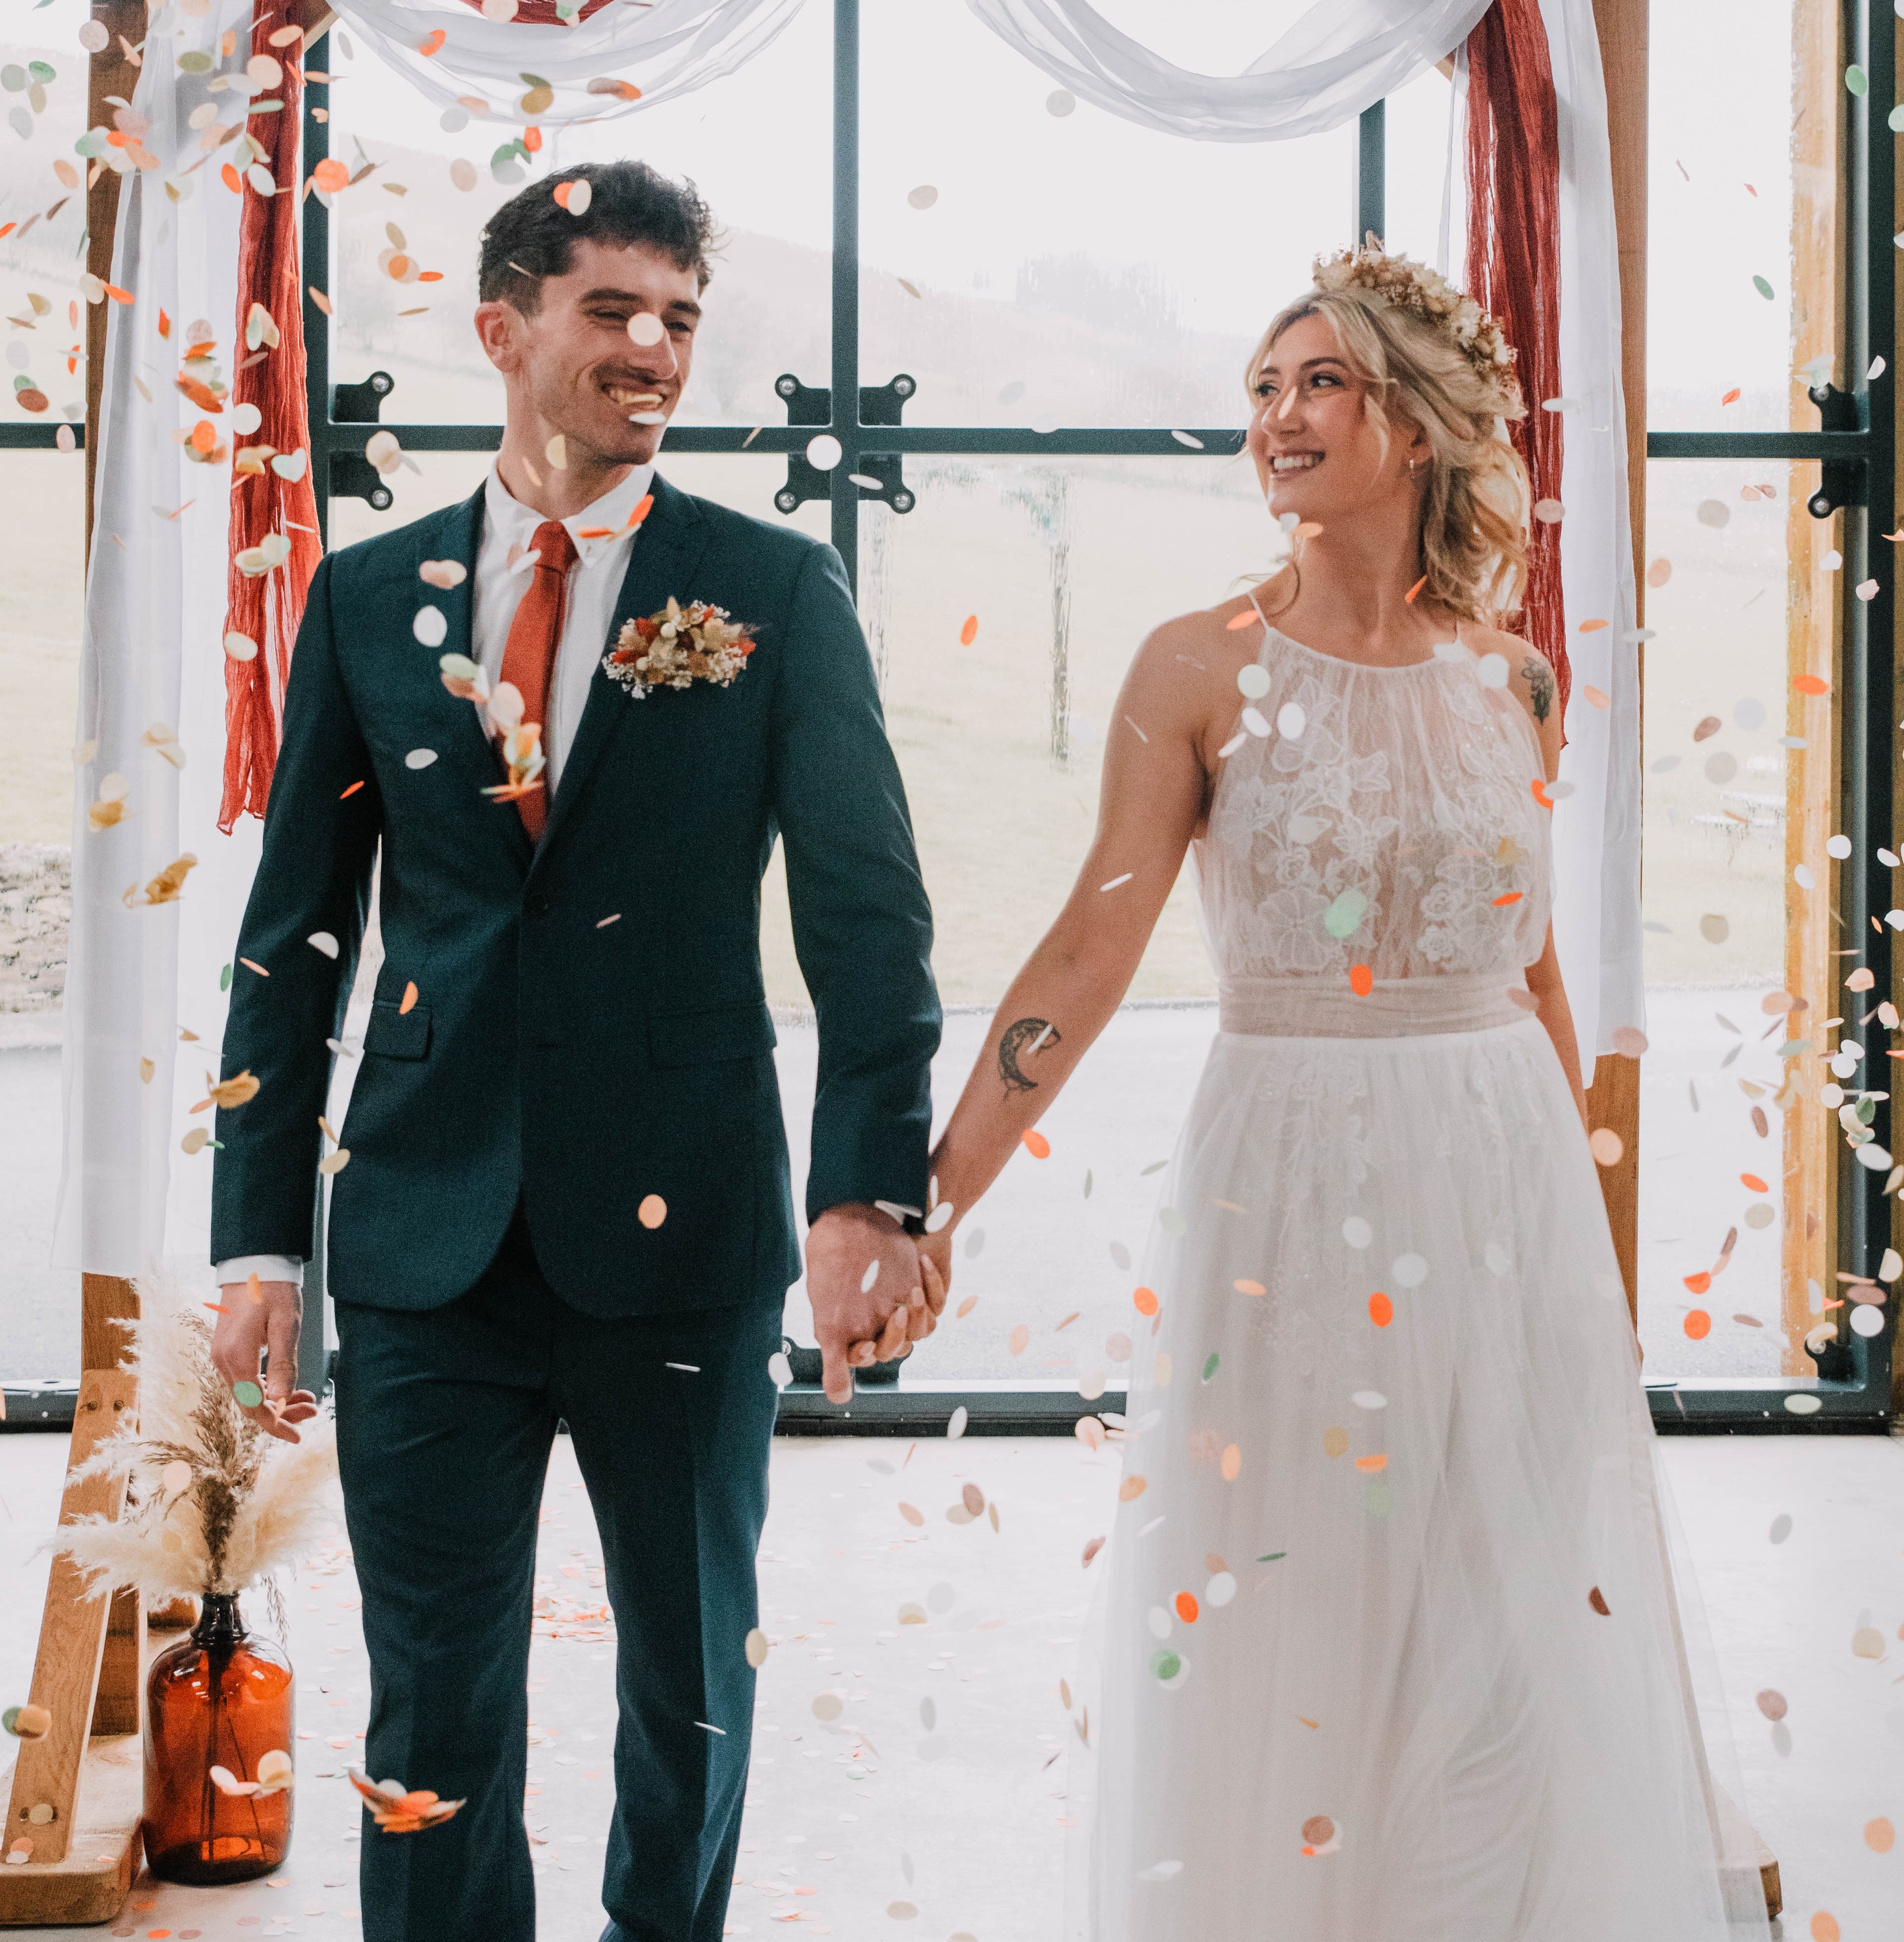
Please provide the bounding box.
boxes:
[1196,623,1553,1036]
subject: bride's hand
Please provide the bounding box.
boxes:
[917,1232,952,1316]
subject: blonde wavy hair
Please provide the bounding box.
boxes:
[1245,284,1532,629]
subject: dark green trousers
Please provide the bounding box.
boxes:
[332,1214,783,1942]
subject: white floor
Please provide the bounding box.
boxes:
[0,1428,1899,1939]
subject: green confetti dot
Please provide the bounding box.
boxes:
[1201,1351,1221,1384]
[1157,1207,1186,1235]
[1149,1648,1182,1682]
[1082,1169,1093,1199]
[1257,1550,1288,1563]
[1847,63,1869,96]
[1365,1480,1394,1518]
[1,1707,21,1737]
[1890,104,1904,131]
[219,962,233,993]
[1323,885,1369,938]
[233,1380,263,1408]
[1752,275,1775,300]
[1139,1158,1168,1176]
[28,61,55,85]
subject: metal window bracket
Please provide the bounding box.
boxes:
[772,370,918,516]
[329,369,396,512]
[1806,382,1866,516]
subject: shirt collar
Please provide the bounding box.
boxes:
[484,458,658,566]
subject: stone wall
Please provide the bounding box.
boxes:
[0,843,68,1014]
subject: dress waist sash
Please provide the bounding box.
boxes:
[1218,971,1532,1040]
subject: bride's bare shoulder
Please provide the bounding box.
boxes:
[1466,621,1562,767]
[1125,592,1265,710]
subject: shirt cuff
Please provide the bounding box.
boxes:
[215,1254,304,1290]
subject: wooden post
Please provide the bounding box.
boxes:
[1587,0,1647,1328]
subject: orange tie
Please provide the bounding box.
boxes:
[497,518,578,841]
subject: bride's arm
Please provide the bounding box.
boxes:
[1506,639,1590,1128]
[922,623,1214,1259]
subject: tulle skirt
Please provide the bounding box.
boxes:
[1065,1015,1769,1940]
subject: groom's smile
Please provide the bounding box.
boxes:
[475,234,704,481]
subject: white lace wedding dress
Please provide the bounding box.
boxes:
[1065,621,1770,1940]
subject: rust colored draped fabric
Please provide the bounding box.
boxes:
[1464,0,1568,723]
[219,0,322,830]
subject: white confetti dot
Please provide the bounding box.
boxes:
[1793,863,1815,889]
[806,433,843,471]
[1783,1393,1823,1415]
[1485,1241,1512,1274]
[1768,1513,1792,1543]
[1696,499,1731,529]
[1241,706,1270,738]
[1351,1389,1387,1410]
[946,1405,968,1439]
[1135,1859,1184,1882]
[1275,702,1307,739]
[811,1691,844,1722]
[306,931,339,958]
[1047,88,1076,116]
[626,311,665,346]
[1733,696,1767,730]
[1342,1216,1372,1249]
[1204,1571,1237,1607]
[1477,652,1509,689]
[906,184,938,209]
[413,606,447,647]
[767,1351,792,1388]
[1391,1253,1428,1288]
[405,748,438,770]
[1851,1304,1884,1337]
[1827,833,1852,858]
[1236,662,1271,699]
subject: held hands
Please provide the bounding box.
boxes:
[210,1278,321,1445]
[805,1204,948,1404]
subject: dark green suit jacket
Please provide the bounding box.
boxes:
[209,473,940,1315]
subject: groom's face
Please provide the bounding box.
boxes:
[477,236,703,470]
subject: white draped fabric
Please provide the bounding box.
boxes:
[964,0,1644,1057]
[53,0,262,1280]
[331,0,807,129]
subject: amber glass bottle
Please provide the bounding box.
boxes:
[143,1592,295,1883]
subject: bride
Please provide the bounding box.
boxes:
[917,243,1770,1938]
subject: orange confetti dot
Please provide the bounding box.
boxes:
[1219,1444,1241,1480]
[103,283,132,305]
[1368,1291,1393,1327]
[1532,777,1554,809]
[339,779,366,799]
[637,1193,666,1230]
[1174,1591,1199,1623]
[1721,387,1742,406]
[1741,1172,1768,1193]
[312,157,349,193]
[1490,891,1523,907]
[1683,1272,1712,1295]
[386,253,412,282]
[1588,1586,1612,1616]
[1233,1278,1266,1296]
[221,162,242,194]
[1354,1454,1388,1472]
[1793,673,1831,696]
[1227,608,1262,630]
[523,126,543,154]
[1866,1817,1895,1853]
[1119,1475,1147,1501]
[1403,574,1427,604]
[958,614,979,646]
[239,957,269,979]
[1588,1127,1624,1167]
[1132,1286,1158,1315]
[1810,1916,1840,1942]
[417,26,446,54]
[954,1295,977,1319]
[1348,964,1373,997]
[398,980,419,1016]
[1008,1324,1030,1355]
[1577,617,1609,633]
[1021,1129,1050,1159]
[1684,1309,1712,1339]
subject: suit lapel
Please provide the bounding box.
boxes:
[536,473,710,853]
[418,484,535,870]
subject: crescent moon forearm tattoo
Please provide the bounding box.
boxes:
[998,1017,1062,1096]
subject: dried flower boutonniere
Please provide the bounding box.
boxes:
[604,596,756,700]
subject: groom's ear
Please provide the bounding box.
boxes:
[474,298,529,379]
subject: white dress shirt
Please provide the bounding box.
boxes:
[218,458,657,1293]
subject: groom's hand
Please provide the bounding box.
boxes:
[805,1204,928,1404]
[211,1278,320,1445]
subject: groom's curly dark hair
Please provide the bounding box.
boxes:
[478,161,722,312]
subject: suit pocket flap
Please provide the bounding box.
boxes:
[648,1000,776,1069]
[363,1000,432,1059]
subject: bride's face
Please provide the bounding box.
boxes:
[1247,312,1424,527]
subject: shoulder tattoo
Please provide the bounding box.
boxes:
[1521,653,1554,724]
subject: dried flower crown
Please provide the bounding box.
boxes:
[1312,236,1523,416]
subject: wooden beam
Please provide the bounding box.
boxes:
[81,0,148,565]
[1588,0,1648,1329]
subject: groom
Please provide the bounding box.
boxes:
[207,161,942,1941]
